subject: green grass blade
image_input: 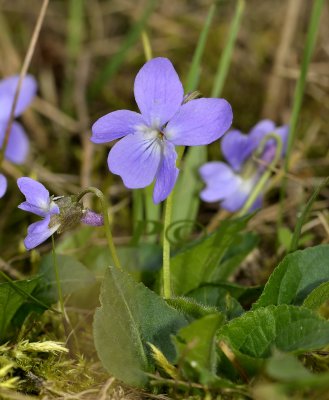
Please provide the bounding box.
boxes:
[284,0,325,171]
[62,0,85,111]
[280,0,325,226]
[90,0,157,97]
[171,3,218,226]
[172,0,245,227]
[211,0,245,98]
[290,176,329,253]
[185,2,217,92]
[133,189,144,232]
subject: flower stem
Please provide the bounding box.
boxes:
[238,133,283,216]
[51,235,66,318]
[77,187,122,270]
[162,146,185,299]
[141,30,153,61]
[162,191,174,299]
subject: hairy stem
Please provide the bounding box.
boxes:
[51,235,66,318]
[162,146,185,299]
[77,187,122,270]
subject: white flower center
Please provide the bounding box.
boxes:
[136,124,165,141]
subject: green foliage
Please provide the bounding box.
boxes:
[93,266,188,387]
[210,232,258,281]
[35,253,96,304]
[90,0,157,95]
[0,278,39,341]
[254,245,329,308]
[187,285,244,320]
[170,216,252,295]
[303,281,329,311]
[218,305,329,358]
[166,296,223,322]
[174,314,223,379]
[266,351,329,388]
[290,177,329,252]
[266,351,313,382]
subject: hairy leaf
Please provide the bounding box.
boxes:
[93,266,188,386]
[254,245,329,308]
[219,305,329,358]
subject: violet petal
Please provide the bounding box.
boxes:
[24,215,59,250]
[165,98,233,146]
[221,130,254,172]
[199,162,240,202]
[91,110,145,143]
[0,121,29,164]
[108,131,162,189]
[153,141,179,204]
[0,75,37,120]
[134,57,184,127]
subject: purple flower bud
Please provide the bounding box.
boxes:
[81,209,104,226]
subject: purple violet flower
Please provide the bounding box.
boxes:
[18,177,61,250]
[91,57,233,203]
[0,75,37,198]
[199,119,289,212]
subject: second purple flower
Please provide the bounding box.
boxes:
[91,57,233,203]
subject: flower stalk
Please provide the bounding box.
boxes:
[51,235,66,319]
[162,146,185,299]
[238,133,283,216]
[76,187,122,271]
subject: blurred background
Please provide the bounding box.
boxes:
[0,0,328,266]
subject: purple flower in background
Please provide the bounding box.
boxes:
[0,174,7,198]
[199,120,289,212]
[91,57,233,203]
[18,177,61,250]
[0,75,37,198]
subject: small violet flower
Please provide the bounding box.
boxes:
[18,177,60,250]
[91,57,233,203]
[0,75,37,197]
[199,119,289,212]
[18,177,104,250]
